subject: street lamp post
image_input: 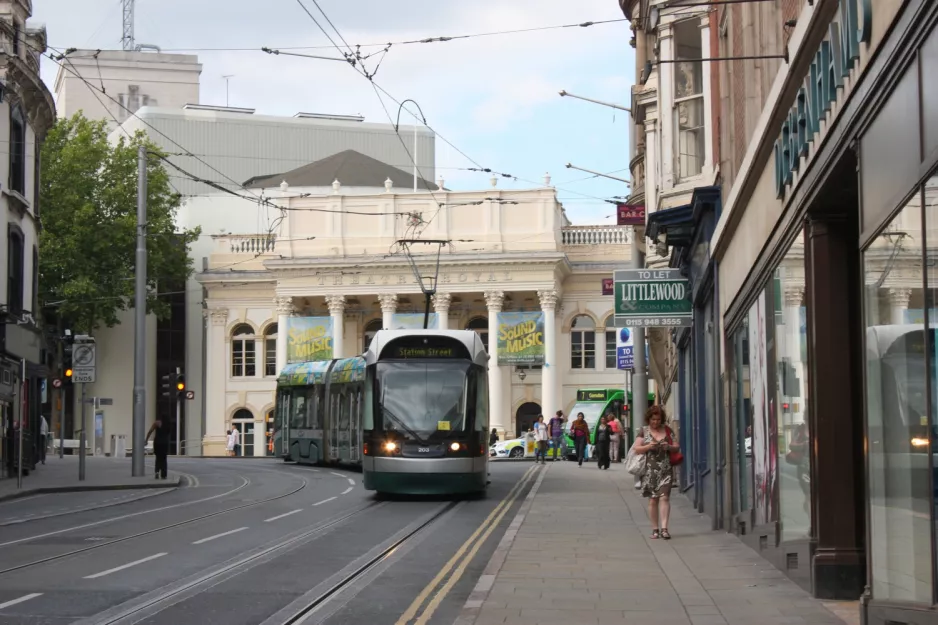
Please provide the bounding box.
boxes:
[394,99,428,192]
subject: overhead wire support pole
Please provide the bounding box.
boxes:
[393,99,428,193]
[564,163,632,185]
[398,239,448,329]
[132,145,148,477]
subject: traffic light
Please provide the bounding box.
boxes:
[175,374,186,398]
[161,372,178,398]
[63,342,74,383]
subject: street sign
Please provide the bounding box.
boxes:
[99,398,113,406]
[185,390,196,400]
[614,269,693,328]
[52,378,62,389]
[72,340,97,383]
[616,327,634,370]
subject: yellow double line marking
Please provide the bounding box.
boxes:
[395,464,540,625]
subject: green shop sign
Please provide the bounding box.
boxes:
[614,269,692,328]
[774,0,872,199]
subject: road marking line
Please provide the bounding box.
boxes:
[264,509,303,523]
[313,497,337,506]
[84,553,167,579]
[341,487,353,495]
[192,527,248,545]
[395,465,538,625]
[0,592,42,610]
[330,471,345,478]
[347,477,355,486]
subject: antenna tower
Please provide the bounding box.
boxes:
[122,0,135,51]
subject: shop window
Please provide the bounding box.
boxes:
[730,319,753,515]
[746,289,775,527]
[922,171,938,602]
[923,23,938,161]
[571,315,596,369]
[363,318,382,353]
[6,226,24,313]
[604,315,617,369]
[773,233,811,543]
[865,189,932,603]
[674,19,705,181]
[467,317,488,352]
[9,104,25,195]
[264,323,278,377]
[231,324,256,378]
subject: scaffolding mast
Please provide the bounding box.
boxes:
[122,0,135,51]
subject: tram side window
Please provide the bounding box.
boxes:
[363,369,375,430]
[475,367,488,432]
[290,390,307,429]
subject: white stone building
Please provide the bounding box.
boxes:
[194,169,634,456]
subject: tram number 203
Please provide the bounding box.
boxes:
[418,447,430,453]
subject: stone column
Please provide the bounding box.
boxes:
[888,287,912,325]
[326,295,346,359]
[205,308,228,456]
[432,293,452,330]
[484,291,505,437]
[378,293,397,330]
[538,289,560,421]
[274,296,294,375]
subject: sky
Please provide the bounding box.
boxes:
[32,0,635,225]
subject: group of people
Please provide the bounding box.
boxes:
[524,409,628,468]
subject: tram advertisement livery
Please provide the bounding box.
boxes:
[287,317,334,363]
[496,312,545,365]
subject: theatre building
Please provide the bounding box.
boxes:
[710,0,938,620]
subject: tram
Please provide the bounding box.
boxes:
[274,329,489,495]
[565,387,656,454]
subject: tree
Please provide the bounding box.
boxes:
[39,113,201,334]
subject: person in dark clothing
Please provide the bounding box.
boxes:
[489,428,498,447]
[594,415,612,470]
[570,412,590,466]
[146,418,170,479]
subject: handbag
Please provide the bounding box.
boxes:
[625,447,646,475]
[666,428,684,466]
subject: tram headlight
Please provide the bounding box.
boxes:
[384,441,398,453]
[450,442,461,452]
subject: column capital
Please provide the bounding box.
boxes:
[377,293,398,313]
[484,290,505,312]
[325,295,346,315]
[784,287,804,307]
[888,287,912,307]
[274,296,295,315]
[432,292,452,312]
[204,308,229,326]
[537,289,561,311]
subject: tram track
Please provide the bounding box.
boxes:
[0,468,312,576]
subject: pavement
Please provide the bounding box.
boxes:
[0,455,182,503]
[456,460,861,625]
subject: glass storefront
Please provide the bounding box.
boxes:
[774,232,811,543]
[864,174,936,603]
[730,319,753,515]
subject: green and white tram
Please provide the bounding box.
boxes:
[363,329,489,495]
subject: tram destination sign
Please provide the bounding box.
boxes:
[614,269,693,328]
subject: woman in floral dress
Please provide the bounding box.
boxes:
[633,405,678,539]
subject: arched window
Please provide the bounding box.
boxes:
[231,324,256,378]
[467,317,489,352]
[363,319,383,353]
[604,315,617,369]
[264,324,278,377]
[571,315,596,369]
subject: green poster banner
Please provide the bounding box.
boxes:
[496,312,545,365]
[287,317,334,363]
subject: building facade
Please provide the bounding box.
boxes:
[0,1,56,477]
[195,182,633,457]
[624,0,938,620]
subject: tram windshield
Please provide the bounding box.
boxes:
[376,361,469,440]
[568,402,607,430]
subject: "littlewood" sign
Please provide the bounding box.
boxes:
[614,269,692,328]
[774,0,872,198]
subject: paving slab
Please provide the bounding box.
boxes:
[0,455,181,503]
[456,461,860,625]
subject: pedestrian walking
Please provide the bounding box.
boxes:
[548,410,567,461]
[632,406,681,539]
[607,411,622,463]
[534,415,548,464]
[39,415,48,464]
[226,429,236,457]
[146,417,171,479]
[594,415,612,470]
[231,427,241,457]
[489,428,498,447]
[570,412,590,466]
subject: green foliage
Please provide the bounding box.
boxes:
[39,113,201,333]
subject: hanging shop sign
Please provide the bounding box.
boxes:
[390,313,438,330]
[774,0,872,198]
[602,278,614,296]
[287,317,334,363]
[614,269,692,328]
[617,203,645,226]
[496,312,545,365]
